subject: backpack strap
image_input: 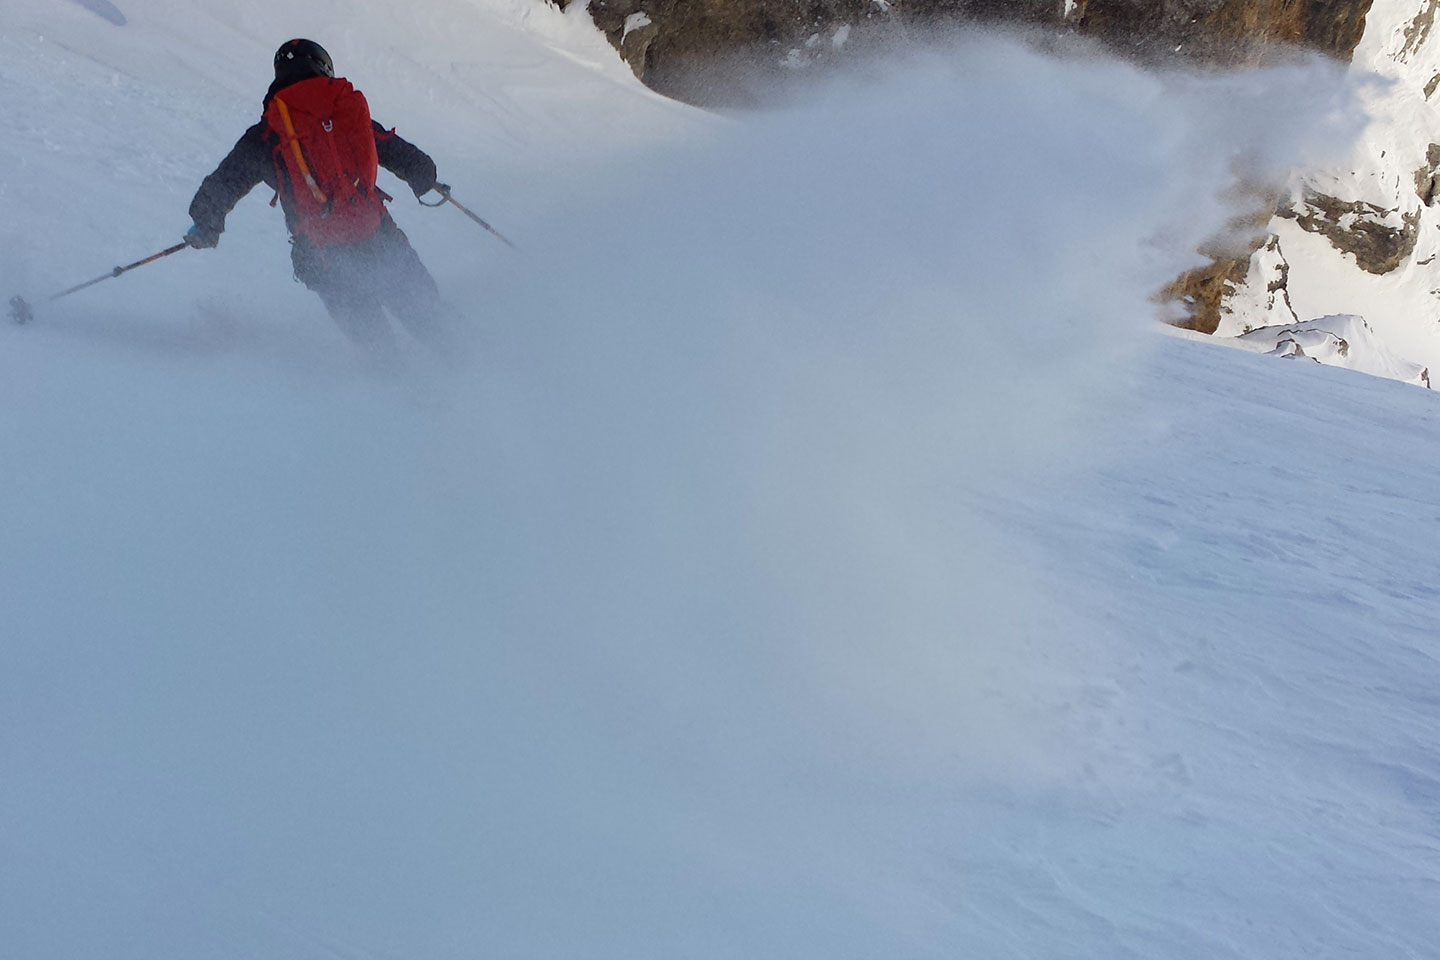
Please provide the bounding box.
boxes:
[272,95,329,206]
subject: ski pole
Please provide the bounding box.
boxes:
[421,184,519,251]
[8,240,191,324]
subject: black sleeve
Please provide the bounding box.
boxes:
[189,121,270,235]
[373,120,438,197]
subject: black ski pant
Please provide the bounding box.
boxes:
[291,215,444,350]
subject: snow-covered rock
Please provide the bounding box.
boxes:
[1236,313,1432,386]
[1222,0,1440,381]
[1220,233,1300,330]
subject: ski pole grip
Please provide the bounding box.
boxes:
[417,182,451,208]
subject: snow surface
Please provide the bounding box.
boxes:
[3,3,1440,958]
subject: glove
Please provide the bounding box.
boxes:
[184,223,220,249]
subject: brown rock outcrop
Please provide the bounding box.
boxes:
[1280,193,1422,275]
[566,0,1373,104]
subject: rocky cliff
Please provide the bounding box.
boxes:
[562,1,1373,104]
[1209,0,1440,376]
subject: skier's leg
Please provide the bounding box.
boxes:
[292,237,397,353]
[372,218,454,352]
[314,285,395,351]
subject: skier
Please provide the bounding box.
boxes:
[185,39,448,352]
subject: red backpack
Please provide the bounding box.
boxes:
[263,76,387,247]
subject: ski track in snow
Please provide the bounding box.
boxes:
[2,2,1440,958]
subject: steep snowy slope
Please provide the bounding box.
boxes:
[0,0,696,350]
[3,3,1439,959]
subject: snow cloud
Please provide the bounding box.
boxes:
[0,20,1364,959]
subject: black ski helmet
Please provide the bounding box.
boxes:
[273,39,333,84]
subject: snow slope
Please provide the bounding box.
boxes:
[3,3,1440,959]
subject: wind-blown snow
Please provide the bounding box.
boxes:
[2,3,1438,958]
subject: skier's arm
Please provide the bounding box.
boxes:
[188,122,269,238]
[373,121,438,198]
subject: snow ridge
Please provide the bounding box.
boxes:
[1238,313,1432,386]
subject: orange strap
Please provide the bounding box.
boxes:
[273,96,328,205]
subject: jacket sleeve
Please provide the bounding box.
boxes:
[373,121,438,197]
[189,122,270,235]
